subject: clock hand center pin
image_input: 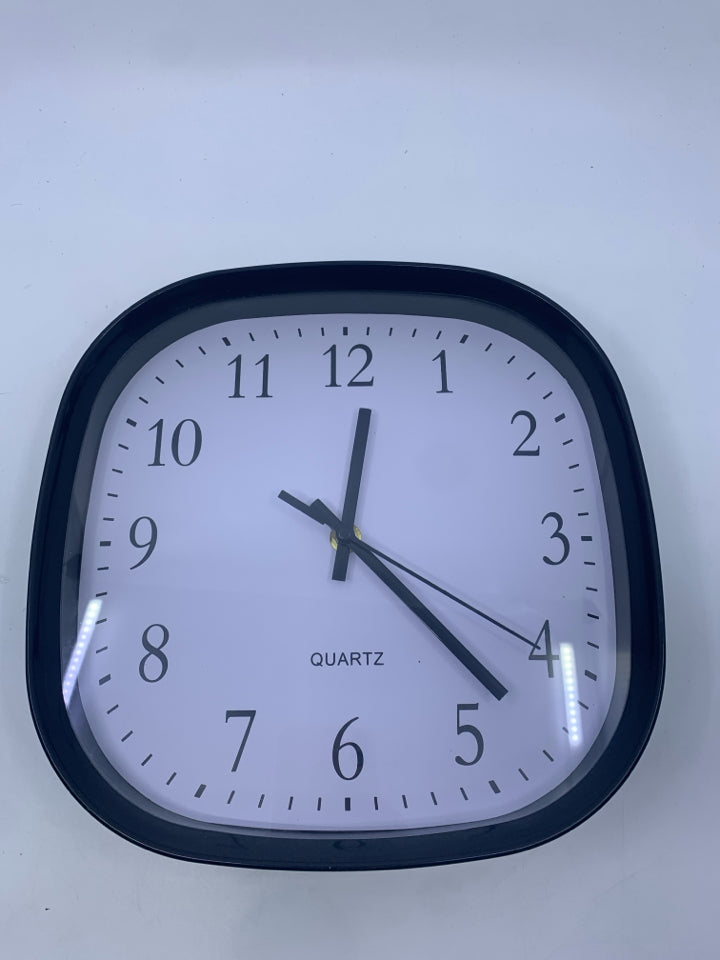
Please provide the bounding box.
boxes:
[330,525,363,551]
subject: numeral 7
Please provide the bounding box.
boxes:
[225,709,257,771]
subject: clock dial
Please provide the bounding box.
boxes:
[28,264,663,867]
[73,311,616,830]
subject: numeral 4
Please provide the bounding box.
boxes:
[528,620,560,678]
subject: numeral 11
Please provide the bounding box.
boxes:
[228,354,272,398]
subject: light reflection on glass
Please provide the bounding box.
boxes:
[62,598,103,707]
[560,643,583,747]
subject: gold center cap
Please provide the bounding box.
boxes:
[330,526,362,550]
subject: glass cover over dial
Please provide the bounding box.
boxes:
[27,264,663,869]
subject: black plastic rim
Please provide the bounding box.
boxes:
[27,261,665,870]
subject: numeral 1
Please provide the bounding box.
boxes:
[432,350,453,393]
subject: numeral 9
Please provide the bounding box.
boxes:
[129,516,158,569]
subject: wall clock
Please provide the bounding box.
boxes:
[27,262,664,869]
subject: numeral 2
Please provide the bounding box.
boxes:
[511,410,539,456]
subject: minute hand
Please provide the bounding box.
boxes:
[333,407,371,582]
[278,493,508,701]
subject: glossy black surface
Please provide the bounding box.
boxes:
[27,262,664,869]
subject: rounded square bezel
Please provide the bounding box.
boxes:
[27,262,664,869]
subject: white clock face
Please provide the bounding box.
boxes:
[69,310,619,832]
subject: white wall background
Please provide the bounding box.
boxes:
[2,2,718,957]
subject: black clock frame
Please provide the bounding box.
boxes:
[27,262,664,870]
